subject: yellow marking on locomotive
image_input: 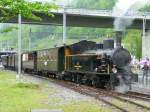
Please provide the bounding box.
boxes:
[64,47,72,70]
[66,54,98,57]
[67,56,70,70]
[74,62,82,70]
[65,56,67,70]
[74,65,82,70]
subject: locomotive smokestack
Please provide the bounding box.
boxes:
[116,31,123,47]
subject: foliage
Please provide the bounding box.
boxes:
[0,0,58,22]
[0,26,18,33]
[140,5,150,11]
[73,0,117,9]
[123,30,142,59]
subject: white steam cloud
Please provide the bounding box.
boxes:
[113,0,149,31]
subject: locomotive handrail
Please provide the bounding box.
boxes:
[66,54,100,57]
[65,70,110,75]
[107,64,110,74]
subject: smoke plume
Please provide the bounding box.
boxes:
[113,0,149,31]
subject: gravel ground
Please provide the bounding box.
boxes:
[22,74,93,103]
[19,73,121,112]
[7,71,150,112]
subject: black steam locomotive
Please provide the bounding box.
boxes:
[1,33,135,89]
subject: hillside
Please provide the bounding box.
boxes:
[0,0,149,58]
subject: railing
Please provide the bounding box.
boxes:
[50,7,150,19]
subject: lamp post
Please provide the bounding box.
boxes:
[63,7,67,44]
[143,14,146,38]
[142,14,147,58]
[29,27,31,51]
[17,12,22,79]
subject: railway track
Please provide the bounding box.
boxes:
[32,74,150,112]
[99,90,150,111]
[116,91,150,102]
[75,85,150,112]
[127,91,150,98]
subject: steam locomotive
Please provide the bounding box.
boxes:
[1,32,135,89]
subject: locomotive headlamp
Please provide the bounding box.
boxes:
[62,71,65,74]
[112,65,117,73]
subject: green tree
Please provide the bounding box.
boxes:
[0,0,57,22]
[73,0,117,9]
[140,5,150,11]
[123,30,142,59]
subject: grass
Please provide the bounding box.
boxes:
[14,82,39,89]
[0,71,48,112]
[0,71,112,112]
